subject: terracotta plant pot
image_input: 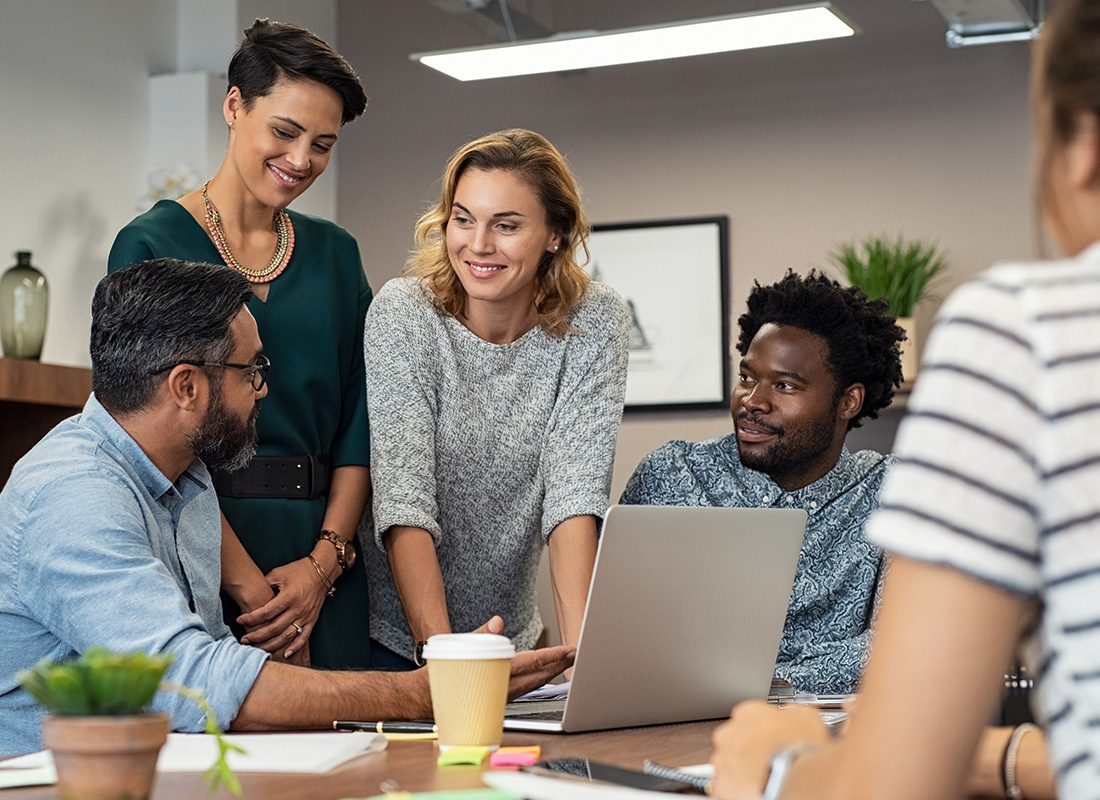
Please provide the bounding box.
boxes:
[42,713,168,800]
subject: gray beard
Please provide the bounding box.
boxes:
[190,396,260,473]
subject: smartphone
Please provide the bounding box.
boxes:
[522,757,695,792]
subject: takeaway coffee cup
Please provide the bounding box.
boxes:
[423,633,515,750]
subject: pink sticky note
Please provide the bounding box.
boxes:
[489,746,541,769]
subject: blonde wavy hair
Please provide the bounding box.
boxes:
[406,129,591,337]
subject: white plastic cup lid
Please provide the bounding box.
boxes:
[422,633,516,660]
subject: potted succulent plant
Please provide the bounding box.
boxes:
[18,648,241,799]
[829,235,947,382]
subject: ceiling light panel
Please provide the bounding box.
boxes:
[413,3,857,81]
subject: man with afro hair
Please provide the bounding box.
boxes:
[621,270,905,694]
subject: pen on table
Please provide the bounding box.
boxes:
[333,721,438,734]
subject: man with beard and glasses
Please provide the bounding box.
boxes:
[621,270,905,694]
[0,259,571,757]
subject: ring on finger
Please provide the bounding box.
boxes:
[292,622,303,637]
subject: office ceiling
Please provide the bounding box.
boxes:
[423,0,1038,50]
[399,0,1033,108]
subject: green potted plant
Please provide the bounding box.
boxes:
[18,648,241,799]
[829,235,947,381]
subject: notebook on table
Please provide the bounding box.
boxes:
[504,504,807,733]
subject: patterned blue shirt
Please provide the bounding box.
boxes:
[0,395,268,757]
[620,433,891,694]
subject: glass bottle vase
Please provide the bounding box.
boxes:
[0,251,49,360]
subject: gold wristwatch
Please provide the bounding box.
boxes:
[317,529,356,572]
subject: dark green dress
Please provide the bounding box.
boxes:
[108,200,372,669]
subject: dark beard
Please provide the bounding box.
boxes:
[735,410,835,482]
[189,388,260,473]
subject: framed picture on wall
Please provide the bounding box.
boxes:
[586,216,730,412]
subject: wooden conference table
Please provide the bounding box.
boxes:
[4,720,722,799]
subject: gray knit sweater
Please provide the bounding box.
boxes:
[362,277,629,658]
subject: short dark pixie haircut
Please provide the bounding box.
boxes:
[228,18,367,125]
[736,270,905,430]
[91,259,253,415]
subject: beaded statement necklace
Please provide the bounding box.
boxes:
[201,182,295,283]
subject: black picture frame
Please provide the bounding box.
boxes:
[588,216,730,412]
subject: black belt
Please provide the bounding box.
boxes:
[212,455,331,499]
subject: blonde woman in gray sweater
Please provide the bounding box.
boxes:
[363,129,629,669]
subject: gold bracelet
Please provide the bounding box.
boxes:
[307,554,335,597]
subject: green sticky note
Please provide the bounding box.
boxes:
[436,746,492,766]
[358,791,519,800]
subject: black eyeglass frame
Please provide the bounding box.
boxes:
[147,354,270,391]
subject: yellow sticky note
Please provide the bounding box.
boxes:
[437,746,491,766]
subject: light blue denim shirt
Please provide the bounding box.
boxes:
[0,394,268,757]
[621,434,891,694]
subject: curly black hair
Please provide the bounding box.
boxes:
[736,270,905,430]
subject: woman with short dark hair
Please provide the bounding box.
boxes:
[108,19,373,669]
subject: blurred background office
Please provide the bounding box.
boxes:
[1,0,1033,495]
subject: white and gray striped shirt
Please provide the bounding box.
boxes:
[868,242,1100,798]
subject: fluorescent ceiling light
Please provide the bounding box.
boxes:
[412,3,856,82]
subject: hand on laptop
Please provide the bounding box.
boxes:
[468,615,574,700]
[508,645,575,699]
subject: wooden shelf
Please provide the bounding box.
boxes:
[0,358,92,486]
[0,357,92,408]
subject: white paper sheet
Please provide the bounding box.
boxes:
[158,731,386,773]
[513,681,571,702]
[2,731,386,776]
[0,757,56,790]
[672,763,713,777]
[0,752,51,770]
[484,770,674,799]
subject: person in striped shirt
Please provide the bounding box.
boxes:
[709,1,1100,798]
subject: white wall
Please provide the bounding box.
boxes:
[1,0,176,366]
[335,0,1035,497]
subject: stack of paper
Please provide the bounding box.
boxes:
[159,731,386,773]
[0,730,386,780]
[0,758,56,790]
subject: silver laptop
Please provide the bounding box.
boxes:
[504,504,807,733]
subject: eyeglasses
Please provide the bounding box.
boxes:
[148,354,270,391]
